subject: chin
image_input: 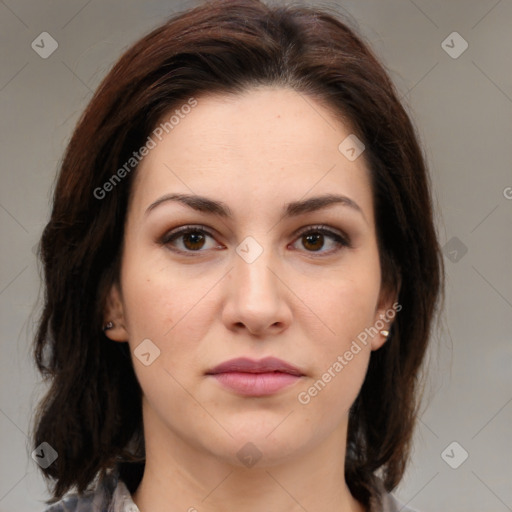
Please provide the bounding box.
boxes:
[208,418,319,466]
[220,437,312,469]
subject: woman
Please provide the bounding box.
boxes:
[31,1,444,511]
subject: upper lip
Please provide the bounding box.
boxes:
[206,357,304,376]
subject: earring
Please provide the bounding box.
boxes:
[380,329,389,337]
[103,321,114,331]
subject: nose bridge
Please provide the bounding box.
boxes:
[234,236,279,303]
[225,234,290,333]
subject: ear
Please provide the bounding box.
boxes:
[102,283,129,342]
[370,275,402,351]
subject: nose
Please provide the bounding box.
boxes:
[222,244,292,337]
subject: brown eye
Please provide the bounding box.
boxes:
[160,224,350,257]
[160,226,218,253]
[293,226,350,255]
[302,232,324,251]
[180,231,207,251]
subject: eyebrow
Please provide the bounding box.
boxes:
[145,192,367,224]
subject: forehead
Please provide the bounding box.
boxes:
[129,86,374,224]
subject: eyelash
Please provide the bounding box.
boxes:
[159,224,351,257]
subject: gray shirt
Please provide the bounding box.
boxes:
[41,468,419,512]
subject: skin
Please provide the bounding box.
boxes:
[104,86,397,512]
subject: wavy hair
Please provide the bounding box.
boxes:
[31,0,444,508]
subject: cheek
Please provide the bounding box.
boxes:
[120,251,216,366]
[123,274,174,339]
[296,258,380,402]
[120,243,181,333]
[333,282,379,341]
[306,267,381,348]
[296,280,376,421]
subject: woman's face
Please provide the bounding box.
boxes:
[105,86,395,468]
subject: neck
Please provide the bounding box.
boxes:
[131,407,366,512]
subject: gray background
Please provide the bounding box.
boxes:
[1,0,511,511]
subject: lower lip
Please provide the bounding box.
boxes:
[208,372,302,396]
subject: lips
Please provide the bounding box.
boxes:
[206,356,304,376]
[205,357,304,396]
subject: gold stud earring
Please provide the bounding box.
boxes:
[380,329,389,337]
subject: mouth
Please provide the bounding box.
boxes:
[205,357,305,396]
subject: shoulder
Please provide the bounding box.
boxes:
[40,469,120,512]
[380,490,421,512]
[370,477,421,512]
[41,492,99,512]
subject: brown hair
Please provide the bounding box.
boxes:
[31,0,444,508]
